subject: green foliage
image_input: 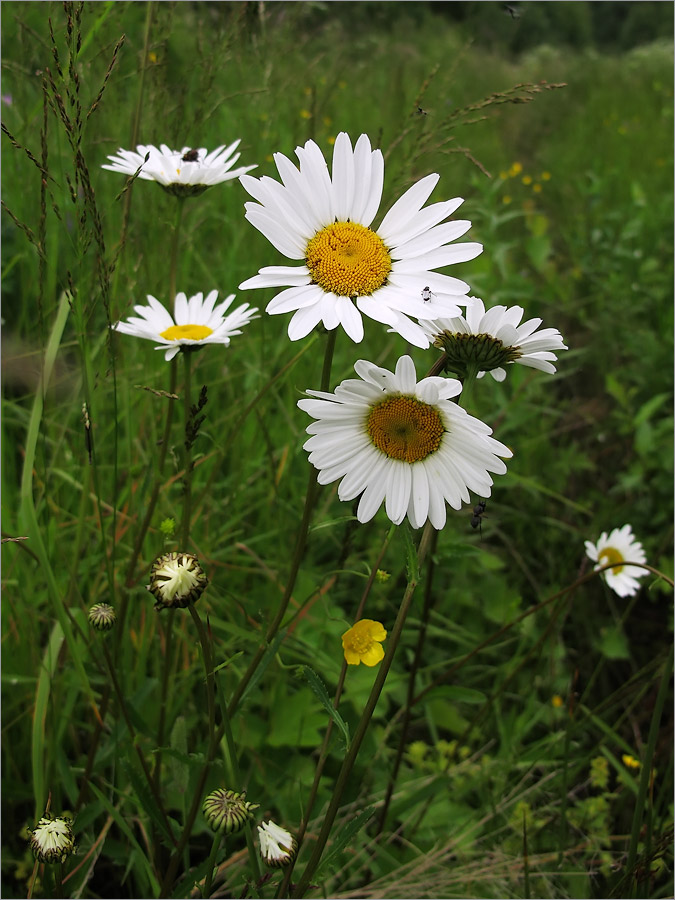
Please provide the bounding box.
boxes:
[1,3,673,899]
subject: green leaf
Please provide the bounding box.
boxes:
[596,625,631,660]
[296,665,350,750]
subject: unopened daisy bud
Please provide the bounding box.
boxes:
[202,789,260,835]
[29,814,75,864]
[88,603,116,632]
[147,551,208,610]
[257,820,298,868]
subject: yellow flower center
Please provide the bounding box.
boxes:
[160,324,213,341]
[305,221,392,297]
[366,396,445,463]
[599,546,625,574]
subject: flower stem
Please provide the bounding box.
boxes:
[160,604,218,896]
[375,528,439,835]
[225,328,338,718]
[181,350,193,547]
[203,831,223,898]
[292,522,435,898]
[277,525,396,898]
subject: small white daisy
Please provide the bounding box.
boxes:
[112,290,258,361]
[238,132,482,346]
[298,355,512,530]
[29,814,75,864]
[102,142,257,195]
[420,297,568,381]
[585,525,648,597]
[257,820,297,868]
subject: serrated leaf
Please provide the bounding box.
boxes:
[297,665,350,750]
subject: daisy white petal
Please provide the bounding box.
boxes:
[112,291,257,359]
[239,133,480,343]
[585,525,648,597]
[422,296,568,381]
[298,355,512,529]
[102,141,256,196]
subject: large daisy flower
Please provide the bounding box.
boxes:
[102,142,257,195]
[297,355,512,529]
[112,290,258,360]
[238,132,482,346]
[585,525,648,597]
[420,297,568,381]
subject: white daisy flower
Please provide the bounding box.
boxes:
[585,525,648,597]
[298,355,512,530]
[29,814,75,864]
[420,297,568,381]
[112,290,258,361]
[238,132,482,346]
[257,820,297,868]
[102,142,257,196]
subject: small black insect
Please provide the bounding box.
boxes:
[181,149,199,162]
[503,4,521,19]
[421,285,434,302]
[470,500,487,534]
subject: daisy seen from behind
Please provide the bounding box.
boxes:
[102,141,257,195]
[112,290,258,361]
[585,525,648,597]
[238,132,482,346]
[420,297,568,381]
[297,355,512,530]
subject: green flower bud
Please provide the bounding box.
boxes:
[88,603,116,632]
[202,789,259,835]
[29,814,75,864]
[147,552,208,610]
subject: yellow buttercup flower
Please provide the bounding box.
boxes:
[622,754,640,769]
[342,619,387,666]
[522,174,533,185]
[551,694,564,708]
[508,162,523,177]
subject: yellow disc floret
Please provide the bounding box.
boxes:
[366,395,445,463]
[305,221,392,297]
[599,546,625,574]
[160,324,214,341]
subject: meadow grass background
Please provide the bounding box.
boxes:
[1,2,673,898]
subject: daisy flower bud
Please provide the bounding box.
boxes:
[29,814,75,864]
[257,820,298,868]
[147,552,208,610]
[88,603,116,632]
[203,789,260,835]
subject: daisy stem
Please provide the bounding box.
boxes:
[203,831,223,899]
[459,364,480,412]
[169,197,186,306]
[181,351,193,547]
[225,328,338,718]
[375,527,439,836]
[277,524,396,899]
[292,522,436,899]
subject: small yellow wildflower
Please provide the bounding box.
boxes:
[622,754,640,769]
[522,175,533,185]
[532,183,542,193]
[551,694,564,708]
[148,51,158,64]
[502,195,512,205]
[541,171,551,181]
[342,619,387,666]
[299,109,312,120]
[375,569,391,583]
[508,162,523,177]
[327,135,336,145]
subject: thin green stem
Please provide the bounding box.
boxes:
[225,328,338,719]
[100,640,176,847]
[277,525,396,898]
[292,522,435,898]
[160,604,218,897]
[375,528,439,836]
[203,831,223,899]
[181,351,193,547]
